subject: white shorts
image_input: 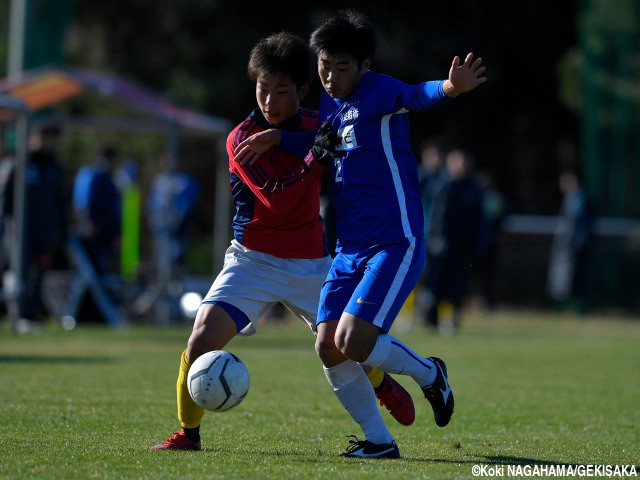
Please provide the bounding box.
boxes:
[203,240,332,336]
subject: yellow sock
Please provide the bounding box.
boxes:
[177,349,204,429]
[366,366,385,390]
[438,300,454,320]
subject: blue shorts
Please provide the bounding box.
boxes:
[318,236,425,332]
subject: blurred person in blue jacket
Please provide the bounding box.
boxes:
[73,145,122,274]
[147,170,200,268]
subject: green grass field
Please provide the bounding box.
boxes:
[0,310,638,479]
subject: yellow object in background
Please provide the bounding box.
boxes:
[120,185,140,281]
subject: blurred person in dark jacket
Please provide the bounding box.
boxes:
[423,147,483,334]
[418,136,449,243]
[474,170,505,311]
[2,125,69,328]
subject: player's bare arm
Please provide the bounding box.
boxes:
[234,128,282,165]
[442,52,487,98]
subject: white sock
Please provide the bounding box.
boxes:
[363,334,437,388]
[323,360,393,445]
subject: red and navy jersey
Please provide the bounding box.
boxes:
[226,107,327,259]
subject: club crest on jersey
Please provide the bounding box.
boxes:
[340,106,359,122]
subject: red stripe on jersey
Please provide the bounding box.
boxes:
[226,108,325,259]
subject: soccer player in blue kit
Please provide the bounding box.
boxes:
[236,11,486,458]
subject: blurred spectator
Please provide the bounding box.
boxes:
[418,136,449,242]
[146,170,199,324]
[422,147,483,334]
[147,170,200,269]
[547,168,591,312]
[474,170,505,310]
[72,145,122,274]
[1,125,69,329]
[0,149,15,275]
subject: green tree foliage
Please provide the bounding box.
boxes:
[65,0,580,213]
[0,0,10,76]
[2,0,580,213]
[577,0,640,216]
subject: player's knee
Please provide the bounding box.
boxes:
[335,320,381,363]
[315,335,336,364]
[344,346,369,363]
[314,337,328,362]
[316,330,353,367]
[334,329,368,363]
[186,305,237,361]
[186,330,210,362]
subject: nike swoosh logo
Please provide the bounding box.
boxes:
[437,363,451,404]
[356,298,376,305]
[357,447,396,458]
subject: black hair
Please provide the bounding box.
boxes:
[100,145,118,161]
[310,10,377,65]
[247,31,314,88]
[40,125,61,137]
[419,134,450,157]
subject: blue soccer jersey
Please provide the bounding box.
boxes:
[319,71,451,246]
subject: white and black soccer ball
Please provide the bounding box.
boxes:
[187,350,250,412]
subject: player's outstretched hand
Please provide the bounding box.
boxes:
[234,129,282,165]
[443,52,487,98]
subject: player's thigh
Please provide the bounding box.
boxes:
[203,242,289,334]
[346,237,425,332]
[317,251,362,324]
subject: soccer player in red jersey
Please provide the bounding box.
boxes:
[151,31,414,452]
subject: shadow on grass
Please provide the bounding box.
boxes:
[369,455,564,466]
[0,355,115,364]
[201,446,575,467]
[475,455,561,465]
[397,455,581,469]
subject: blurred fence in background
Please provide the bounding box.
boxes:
[495,214,640,313]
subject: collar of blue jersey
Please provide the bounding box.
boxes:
[251,108,302,131]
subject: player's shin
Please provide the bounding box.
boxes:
[323,360,393,445]
[362,334,436,388]
[177,349,205,429]
[364,365,385,389]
